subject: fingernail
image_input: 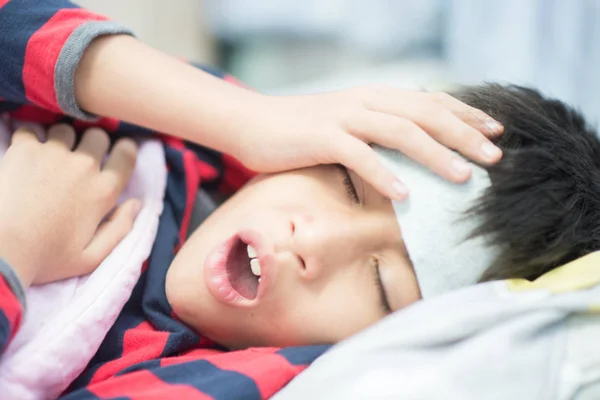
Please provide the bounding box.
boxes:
[485,119,503,134]
[481,142,502,161]
[452,158,471,177]
[132,201,142,218]
[392,181,408,201]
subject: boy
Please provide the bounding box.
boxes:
[0,82,597,399]
[76,82,600,397]
[164,83,600,351]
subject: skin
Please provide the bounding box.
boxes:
[76,35,503,201]
[166,165,421,349]
[0,125,139,288]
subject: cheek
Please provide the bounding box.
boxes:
[263,269,381,345]
[165,258,204,323]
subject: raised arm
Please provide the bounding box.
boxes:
[0,0,505,200]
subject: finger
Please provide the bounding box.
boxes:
[335,135,408,201]
[79,199,142,273]
[11,127,40,145]
[414,104,503,165]
[367,92,503,165]
[75,127,111,166]
[46,123,76,149]
[350,111,472,183]
[427,91,504,137]
[100,138,138,197]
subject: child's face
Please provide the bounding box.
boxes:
[165,165,421,349]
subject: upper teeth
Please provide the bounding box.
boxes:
[248,245,261,277]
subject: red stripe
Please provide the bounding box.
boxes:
[23,9,109,112]
[218,154,256,195]
[140,260,149,274]
[0,0,10,10]
[196,159,218,182]
[160,348,224,367]
[8,105,62,125]
[90,321,169,384]
[180,347,305,399]
[159,134,185,151]
[89,369,213,400]
[175,150,201,251]
[0,276,23,344]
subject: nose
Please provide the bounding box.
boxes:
[289,213,383,280]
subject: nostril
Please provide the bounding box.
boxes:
[290,220,296,235]
[298,255,306,270]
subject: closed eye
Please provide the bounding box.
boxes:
[337,165,361,206]
[372,257,392,314]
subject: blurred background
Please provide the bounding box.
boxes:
[75,0,600,124]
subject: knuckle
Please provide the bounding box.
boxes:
[357,85,386,110]
[75,153,98,171]
[13,138,38,154]
[98,181,120,203]
[453,125,478,144]
[430,91,452,104]
[342,109,366,132]
[394,117,417,133]
[83,127,110,146]
[416,143,440,165]
[113,139,138,167]
[49,123,75,135]
[84,126,109,137]
[12,127,38,144]
[363,83,388,93]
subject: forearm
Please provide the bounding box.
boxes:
[74,35,267,157]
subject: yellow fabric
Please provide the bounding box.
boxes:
[506,251,600,293]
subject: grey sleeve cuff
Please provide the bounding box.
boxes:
[55,21,134,121]
[0,258,26,311]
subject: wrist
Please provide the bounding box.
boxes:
[211,91,272,159]
[0,232,38,288]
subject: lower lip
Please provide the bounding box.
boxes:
[203,234,268,307]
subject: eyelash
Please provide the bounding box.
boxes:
[338,167,388,313]
[371,257,392,314]
[340,167,361,205]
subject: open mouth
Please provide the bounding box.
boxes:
[225,237,261,299]
[203,233,265,306]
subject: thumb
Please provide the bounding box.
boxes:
[79,199,142,274]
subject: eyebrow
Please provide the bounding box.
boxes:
[373,259,392,314]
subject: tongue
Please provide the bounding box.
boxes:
[225,239,259,299]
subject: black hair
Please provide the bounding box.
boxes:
[454,83,600,282]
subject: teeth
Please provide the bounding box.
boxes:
[250,258,262,277]
[247,245,257,259]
